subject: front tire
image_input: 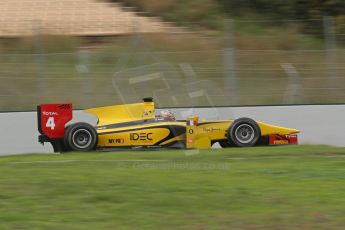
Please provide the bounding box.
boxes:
[228,118,261,147]
[64,122,97,151]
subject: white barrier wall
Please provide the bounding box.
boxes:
[0,105,344,155]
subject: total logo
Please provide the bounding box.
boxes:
[42,111,59,116]
[273,140,289,145]
[130,132,153,141]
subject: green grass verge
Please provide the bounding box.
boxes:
[1,145,345,229]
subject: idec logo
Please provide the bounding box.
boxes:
[130,133,153,141]
[42,111,59,116]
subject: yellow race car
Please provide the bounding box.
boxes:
[37,98,299,152]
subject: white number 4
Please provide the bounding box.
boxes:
[46,117,56,130]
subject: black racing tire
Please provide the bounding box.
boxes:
[64,122,98,152]
[228,118,261,147]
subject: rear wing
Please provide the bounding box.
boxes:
[37,104,73,152]
[37,104,73,138]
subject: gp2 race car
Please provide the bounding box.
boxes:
[37,98,299,152]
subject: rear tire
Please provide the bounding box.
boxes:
[64,122,97,151]
[228,118,261,147]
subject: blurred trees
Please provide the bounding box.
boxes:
[110,0,344,42]
[217,0,344,18]
[218,0,344,35]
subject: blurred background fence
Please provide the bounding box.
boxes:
[0,0,344,111]
[1,46,344,111]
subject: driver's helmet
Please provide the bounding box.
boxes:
[159,110,176,120]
